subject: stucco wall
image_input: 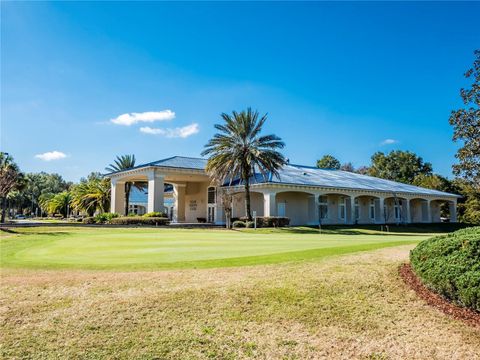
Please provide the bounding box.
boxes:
[276,191,314,225]
[231,192,264,218]
[184,182,208,222]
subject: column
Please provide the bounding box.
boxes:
[147,170,165,214]
[424,200,431,223]
[404,200,411,224]
[173,183,186,222]
[449,200,457,223]
[263,192,276,217]
[110,179,125,214]
[350,196,356,225]
[378,198,385,224]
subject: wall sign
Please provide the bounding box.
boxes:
[189,200,197,211]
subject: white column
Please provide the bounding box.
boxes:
[404,200,411,224]
[147,170,165,214]
[263,192,276,217]
[173,183,186,222]
[350,196,356,225]
[110,179,125,214]
[378,197,385,224]
[424,200,431,223]
[449,200,457,223]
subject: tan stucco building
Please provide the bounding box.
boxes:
[107,156,459,225]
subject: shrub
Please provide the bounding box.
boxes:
[143,211,167,218]
[239,216,290,228]
[94,212,119,224]
[82,217,96,224]
[232,220,246,228]
[108,216,169,226]
[245,221,255,228]
[410,226,480,312]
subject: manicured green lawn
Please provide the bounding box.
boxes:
[1,226,431,270]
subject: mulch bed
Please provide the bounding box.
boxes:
[399,263,480,328]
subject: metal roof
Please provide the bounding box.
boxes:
[121,156,459,198]
[266,164,458,197]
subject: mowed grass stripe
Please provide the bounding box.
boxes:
[1,227,429,270]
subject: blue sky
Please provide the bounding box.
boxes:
[2,1,479,181]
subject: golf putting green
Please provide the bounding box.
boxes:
[1,227,430,270]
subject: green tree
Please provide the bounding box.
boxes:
[412,173,453,192]
[47,191,72,217]
[453,179,480,224]
[21,172,69,216]
[0,153,24,222]
[449,50,480,185]
[71,177,111,216]
[105,155,137,215]
[316,155,341,169]
[367,150,432,184]
[202,108,286,221]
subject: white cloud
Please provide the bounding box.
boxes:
[35,151,67,161]
[110,110,175,126]
[380,138,398,145]
[140,123,200,138]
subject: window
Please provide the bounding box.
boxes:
[339,197,346,220]
[394,200,402,220]
[354,198,360,220]
[369,199,375,220]
[207,187,216,204]
[319,196,328,220]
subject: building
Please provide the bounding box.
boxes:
[107,156,459,225]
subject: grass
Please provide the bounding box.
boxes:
[1,226,430,270]
[1,226,478,358]
[1,245,479,359]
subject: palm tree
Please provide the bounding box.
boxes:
[105,154,139,215]
[71,177,110,216]
[202,108,286,221]
[0,152,24,222]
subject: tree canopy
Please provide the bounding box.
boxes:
[202,108,286,221]
[316,155,341,169]
[449,49,480,186]
[367,150,432,184]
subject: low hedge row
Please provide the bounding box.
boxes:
[232,216,290,228]
[109,216,170,226]
[82,214,169,226]
[410,226,480,312]
[239,216,290,228]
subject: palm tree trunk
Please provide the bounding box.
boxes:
[244,178,252,221]
[124,182,131,216]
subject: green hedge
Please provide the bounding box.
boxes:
[143,211,168,218]
[232,220,246,228]
[109,216,170,226]
[410,226,480,312]
[239,216,290,228]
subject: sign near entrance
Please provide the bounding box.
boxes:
[189,200,197,211]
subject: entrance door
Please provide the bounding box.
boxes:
[207,205,215,223]
[277,202,286,217]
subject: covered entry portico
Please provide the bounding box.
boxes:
[108,160,224,224]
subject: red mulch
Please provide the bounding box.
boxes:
[399,263,480,328]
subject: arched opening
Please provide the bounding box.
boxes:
[354,195,381,224]
[409,198,429,223]
[383,196,408,224]
[276,191,316,225]
[429,199,456,223]
[317,193,354,225]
